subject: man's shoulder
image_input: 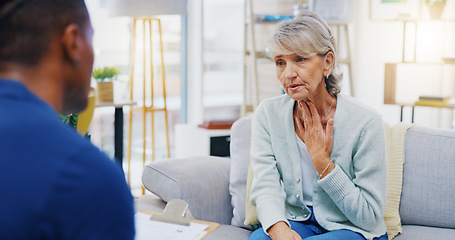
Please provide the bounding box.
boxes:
[44,139,135,240]
[0,109,134,239]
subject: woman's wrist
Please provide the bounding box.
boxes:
[319,161,334,179]
[319,161,331,178]
[267,221,289,237]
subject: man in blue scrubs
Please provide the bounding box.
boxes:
[0,0,135,239]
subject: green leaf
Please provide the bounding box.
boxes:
[59,113,78,129]
[92,66,120,82]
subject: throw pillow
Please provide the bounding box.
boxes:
[244,158,259,226]
[383,122,413,240]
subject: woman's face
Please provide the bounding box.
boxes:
[274,53,327,101]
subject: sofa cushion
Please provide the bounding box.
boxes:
[394,225,455,240]
[400,125,455,228]
[142,156,233,224]
[204,224,251,240]
[229,117,253,229]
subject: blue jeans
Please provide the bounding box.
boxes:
[248,207,388,240]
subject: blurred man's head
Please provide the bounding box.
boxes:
[0,0,94,114]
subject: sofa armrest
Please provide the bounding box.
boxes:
[134,193,167,213]
[142,156,233,225]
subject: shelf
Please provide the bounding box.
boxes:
[384,63,455,105]
[414,102,455,108]
[385,61,455,65]
[245,51,268,59]
[442,56,455,63]
[254,14,293,23]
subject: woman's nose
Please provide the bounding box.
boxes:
[285,63,298,79]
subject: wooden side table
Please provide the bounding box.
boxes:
[96,100,136,170]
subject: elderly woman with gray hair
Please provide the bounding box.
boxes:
[248,11,388,240]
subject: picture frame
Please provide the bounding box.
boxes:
[370,0,421,20]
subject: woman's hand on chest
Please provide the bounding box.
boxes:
[294,101,335,176]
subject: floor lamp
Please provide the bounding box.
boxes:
[109,0,187,194]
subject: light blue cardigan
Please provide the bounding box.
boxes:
[250,94,387,240]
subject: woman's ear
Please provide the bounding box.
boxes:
[61,24,83,67]
[324,51,335,76]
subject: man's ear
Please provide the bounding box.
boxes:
[61,24,83,67]
[324,51,335,76]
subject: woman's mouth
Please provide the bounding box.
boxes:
[288,84,301,91]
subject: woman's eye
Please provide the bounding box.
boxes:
[275,60,284,66]
[297,57,305,62]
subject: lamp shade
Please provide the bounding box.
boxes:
[108,0,187,17]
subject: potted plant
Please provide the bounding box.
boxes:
[426,0,446,19]
[59,113,78,129]
[92,66,120,102]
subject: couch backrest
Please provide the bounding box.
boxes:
[400,125,455,228]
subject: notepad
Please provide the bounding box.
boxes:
[135,212,209,240]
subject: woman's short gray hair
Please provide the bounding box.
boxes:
[268,10,342,96]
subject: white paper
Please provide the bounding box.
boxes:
[135,212,209,240]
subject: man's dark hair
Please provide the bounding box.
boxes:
[0,0,89,69]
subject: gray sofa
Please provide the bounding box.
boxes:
[136,117,455,239]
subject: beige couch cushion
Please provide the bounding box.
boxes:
[383,122,413,239]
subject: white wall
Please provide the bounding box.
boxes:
[351,0,402,125]
[351,0,455,128]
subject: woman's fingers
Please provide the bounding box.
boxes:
[294,114,304,134]
[306,101,321,125]
[299,101,323,129]
[297,100,333,161]
[299,101,312,128]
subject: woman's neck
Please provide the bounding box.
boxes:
[305,90,335,119]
